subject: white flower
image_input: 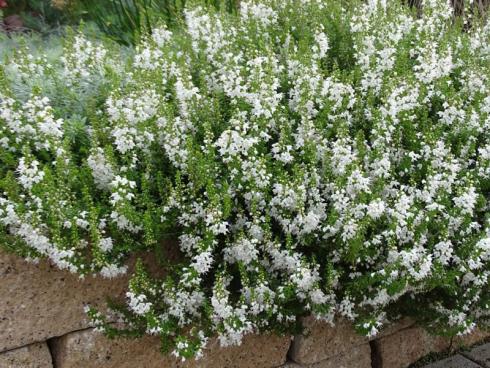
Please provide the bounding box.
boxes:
[99,237,114,252]
[152,27,173,47]
[17,158,45,190]
[314,30,329,59]
[192,250,214,274]
[454,187,478,215]
[367,199,385,220]
[87,149,114,190]
[223,238,258,265]
[100,263,127,278]
[433,241,453,265]
[127,291,152,315]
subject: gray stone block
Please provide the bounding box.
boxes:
[423,354,482,368]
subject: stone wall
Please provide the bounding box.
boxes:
[1,250,488,368]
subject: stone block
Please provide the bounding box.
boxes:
[0,245,178,352]
[423,354,481,368]
[0,342,52,368]
[288,316,368,365]
[280,363,302,368]
[50,328,290,368]
[374,326,450,368]
[453,329,490,350]
[308,343,371,368]
[374,318,415,340]
[462,342,490,367]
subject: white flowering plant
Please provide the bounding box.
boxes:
[1,0,490,360]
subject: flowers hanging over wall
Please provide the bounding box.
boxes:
[1,0,490,360]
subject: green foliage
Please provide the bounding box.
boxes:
[2,0,490,361]
[79,0,238,45]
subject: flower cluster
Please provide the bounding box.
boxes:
[1,0,490,360]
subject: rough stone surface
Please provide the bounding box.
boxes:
[288,317,368,365]
[423,354,482,368]
[453,329,490,350]
[307,343,371,368]
[374,318,415,340]
[0,342,53,368]
[4,240,490,368]
[280,363,302,368]
[375,326,450,368]
[0,246,178,352]
[50,328,291,368]
[463,343,490,368]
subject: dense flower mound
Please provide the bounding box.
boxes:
[1,0,490,359]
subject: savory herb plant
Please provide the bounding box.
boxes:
[1,0,490,360]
